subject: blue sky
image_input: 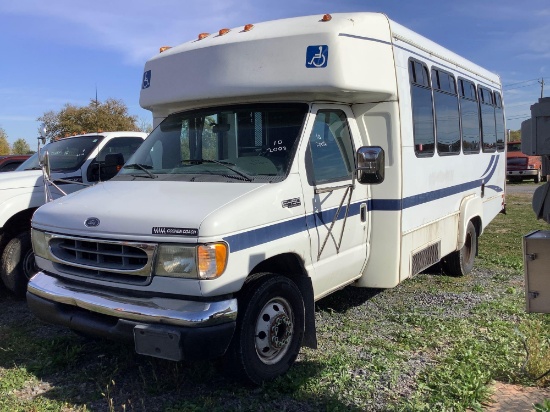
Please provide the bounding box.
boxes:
[0,0,548,147]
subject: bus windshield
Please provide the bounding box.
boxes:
[117,103,308,182]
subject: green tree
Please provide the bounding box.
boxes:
[509,129,521,141]
[0,127,10,155]
[11,138,31,154]
[37,98,139,141]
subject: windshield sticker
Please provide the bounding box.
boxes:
[152,227,198,236]
[306,45,328,68]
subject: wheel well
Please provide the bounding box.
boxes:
[244,253,317,349]
[470,216,482,256]
[250,253,307,280]
[2,208,36,244]
[470,216,481,237]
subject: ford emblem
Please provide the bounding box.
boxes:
[85,217,100,227]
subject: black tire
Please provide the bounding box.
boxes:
[442,221,477,277]
[223,274,305,385]
[0,231,38,298]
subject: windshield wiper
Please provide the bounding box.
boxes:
[123,163,157,179]
[181,159,252,182]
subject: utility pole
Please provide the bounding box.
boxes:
[540,77,545,98]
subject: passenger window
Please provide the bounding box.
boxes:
[494,91,505,152]
[96,137,144,162]
[308,110,354,185]
[432,68,460,155]
[410,59,435,157]
[459,78,480,154]
[479,86,496,153]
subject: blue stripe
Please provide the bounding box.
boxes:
[224,157,503,252]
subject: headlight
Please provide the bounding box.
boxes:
[155,245,197,278]
[31,229,49,259]
[155,242,228,279]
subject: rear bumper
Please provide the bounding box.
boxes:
[27,272,237,361]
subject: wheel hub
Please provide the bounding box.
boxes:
[254,297,294,364]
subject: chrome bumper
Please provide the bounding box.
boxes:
[27,271,238,328]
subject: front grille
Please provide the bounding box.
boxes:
[47,234,157,284]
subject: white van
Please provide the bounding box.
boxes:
[0,131,146,296]
[27,13,505,384]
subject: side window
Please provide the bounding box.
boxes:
[432,68,460,155]
[308,110,354,185]
[96,137,144,162]
[409,59,435,157]
[458,78,480,154]
[494,91,505,152]
[479,86,496,153]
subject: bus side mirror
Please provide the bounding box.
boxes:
[356,146,384,184]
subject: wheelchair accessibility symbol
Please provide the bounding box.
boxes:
[142,70,151,89]
[306,45,329,68]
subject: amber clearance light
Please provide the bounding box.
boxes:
[218,28,230,36]
[198,32,210,41]
[321,14,332,22]
[159,46,172,53]
[243,24,254,32]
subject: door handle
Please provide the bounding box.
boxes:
[360,203,367,222]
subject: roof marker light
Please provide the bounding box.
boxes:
[218,28,230,36]
[321,14,332,22]
[159,46,172,53]
[198,33,210,41]
[243,24,254,32]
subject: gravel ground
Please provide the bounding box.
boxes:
[1,265,516,411]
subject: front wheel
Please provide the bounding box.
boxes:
[223,274,305,384]
[442,221,477,277]
[0,231,38,298]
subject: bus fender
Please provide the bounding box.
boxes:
[457,195,482,250]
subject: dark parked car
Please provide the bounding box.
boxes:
[0,155,31,172]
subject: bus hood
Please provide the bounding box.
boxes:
[31,180,271,239]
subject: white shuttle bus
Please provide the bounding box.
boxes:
[27,13,505,384]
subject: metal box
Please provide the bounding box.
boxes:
[522,97,550,156]
[523,230,550,313]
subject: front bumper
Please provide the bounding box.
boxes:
[27,271,237,361]
[507,170,537,177]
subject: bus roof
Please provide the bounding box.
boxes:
[140,12,500,118]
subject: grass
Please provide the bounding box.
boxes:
[0,190,549,411]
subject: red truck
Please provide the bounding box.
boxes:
[506,141,544,183]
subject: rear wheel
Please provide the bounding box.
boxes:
[223,274,305,384]
[442,221,477,277]
[0,231,38,298]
